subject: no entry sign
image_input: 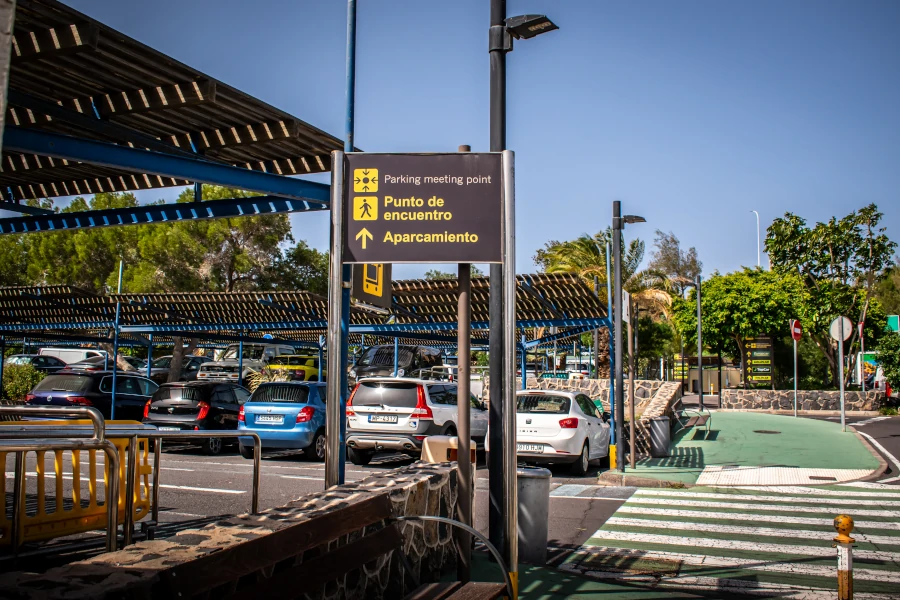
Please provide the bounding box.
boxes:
[790,319,802,341]
[341,153,503,264]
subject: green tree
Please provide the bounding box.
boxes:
[875,258,900,316]
[648,230,702,295]
[876,332,900,391]
[2,364,45,402]
[424,266,484,280]
[765,204,897,386]
[262,241,330,294]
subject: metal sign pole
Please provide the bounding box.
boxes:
[793,337,798,417]
[457,260,472,583]
[696,275,703,410]
[839,320,846,433]
[325,151,345,489]
[501,150,518,596]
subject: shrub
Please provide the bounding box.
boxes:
[2,364,45,402]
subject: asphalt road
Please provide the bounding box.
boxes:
[804,413,900,483]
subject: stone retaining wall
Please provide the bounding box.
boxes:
[488,377,664,415]
[0,463,458,599]
[721,389,886,412]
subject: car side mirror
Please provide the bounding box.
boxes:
[601,412,609,423]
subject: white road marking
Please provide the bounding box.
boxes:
[279,475,323,481]
[739,485,900,497]
[584,531,900,562]
[567,546,900,584]
[549,496,632,502]
[858,431,900,484]
[605,517,900,545]
[841,481,900,490]
[158,484,245,494]
[160,467,194,472]
[615,506,900,530]
[159,511,206,518]
[635,489,900,507]
[624,496,900,517]
[695,466,872,486]
[853,416,891,427]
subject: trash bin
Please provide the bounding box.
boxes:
[649,416,670,458]
[517,466,552,565]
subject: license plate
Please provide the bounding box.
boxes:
[369,414,398,423]
[158,426,180,432]
[517,443,543,453]
[256,415,284,424]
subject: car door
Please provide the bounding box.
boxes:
[576,394,607,459]
[113,376,152,421]
[211,386,238,430]
[43,356,66,373]
[469,393,489,439]
[426,384,452,428]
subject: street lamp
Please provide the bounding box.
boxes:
[612,201,645,473]
[488,0,558,578]
[750,210,760,268]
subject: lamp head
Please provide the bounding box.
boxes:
[505,15,558,40]
[623,215,646,224]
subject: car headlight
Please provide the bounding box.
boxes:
[397,368,405,377]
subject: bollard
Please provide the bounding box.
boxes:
[833,514,855,600]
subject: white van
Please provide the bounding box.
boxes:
[38,347,107,364]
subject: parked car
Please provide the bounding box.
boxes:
[198,343,297,383]
[26,371,158,420]
[488,390,610,475]
[237,382,328,460]
[142,381,250,455]
[148,355,213,383]
[345,377,489,466]
[4,354,67,374]
[63,355,147,372]
[264,355,325,382]
[38,347,107,364]
[349,345,442,384]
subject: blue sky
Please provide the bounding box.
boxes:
[47,1,900,278]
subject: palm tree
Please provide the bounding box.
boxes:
[543,228,673,318]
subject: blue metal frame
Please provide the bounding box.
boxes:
[0,195,327,235]
[2,128,331,203]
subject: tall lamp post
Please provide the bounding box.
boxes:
[612,201,645,473]
[751,210,760,268]
[488,1,557,565]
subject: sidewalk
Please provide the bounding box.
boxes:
[602,412,881,486]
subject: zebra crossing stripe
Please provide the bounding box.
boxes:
[738,485,900,497]
[634,489,900,507]
[615,506,900,530]
[585,531,900,563]
[624,496,900,518]
[573,546,900,584]
[605,517,900,546]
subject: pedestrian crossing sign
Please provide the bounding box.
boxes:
[353,196,378,221]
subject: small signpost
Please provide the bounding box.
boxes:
[790,319,802,417]
[830,316,852,432]
[743,336,773,387]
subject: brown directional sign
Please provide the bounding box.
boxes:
[744,336,774,386]
[352,263,392,309]
[342,153,503,264]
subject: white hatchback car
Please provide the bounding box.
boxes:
[489,390,610,475]
[345,377,489,465]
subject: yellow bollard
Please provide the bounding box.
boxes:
[833,515,855,600]
[609,444,617,470]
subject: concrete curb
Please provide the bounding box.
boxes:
[597,470,692,488]
[718,408,880,417]
[849,425,890,482]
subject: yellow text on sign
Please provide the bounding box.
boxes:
[353,168,378,193]
[353,197,378,221]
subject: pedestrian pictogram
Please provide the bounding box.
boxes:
[355,228,373,249]
[353,196,377,221]
[353,168,378,193]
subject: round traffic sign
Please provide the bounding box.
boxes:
[829,316,852,342]
[790,319,802,341]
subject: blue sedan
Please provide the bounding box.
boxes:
[238,382,327,460]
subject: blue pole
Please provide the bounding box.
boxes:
[318,335,324,381]
[606,243,616,444]
[1,337,5,400]
[238,338,244,385]
[520,334,527,390]
[393,337,399,376]
[110,260,124,420]
[337,0,358,485]
[146,334,153,379]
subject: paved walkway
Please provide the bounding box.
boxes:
[623,412,881,485]
[567,485,900,597]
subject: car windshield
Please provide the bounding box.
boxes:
[250,384,311,404]
[352,382,419,407]
[33,375,94,393]
[152,357,172,368]
[6,356,31,365]
[517,395,571,414]
[152,386,204,402]
[222,345,265,360]
[357,346,413,368]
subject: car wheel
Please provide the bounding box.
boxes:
[201,437,223,456]
[347,446,373,466]
[444,426,457,437]
[304,430,327,461]
[239,444,255,459]
[569,442,590,476]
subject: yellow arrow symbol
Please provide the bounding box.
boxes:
[356,227,373,249]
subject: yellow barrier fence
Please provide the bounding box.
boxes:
[0,420,151,547]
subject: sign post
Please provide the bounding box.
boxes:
[830,316,853,432]
[326,149,512,586]
[790,319,803,417]
[744,336,774,388]
[858,321,865,393]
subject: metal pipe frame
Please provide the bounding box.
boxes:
[456,260,472,583]
[613,201,625,473]
[606,243,616,446]
[325,151,345,489]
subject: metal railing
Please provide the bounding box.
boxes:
[0,408,262,550]
[0,406,120,553]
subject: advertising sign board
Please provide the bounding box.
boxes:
[744,336,773,386]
